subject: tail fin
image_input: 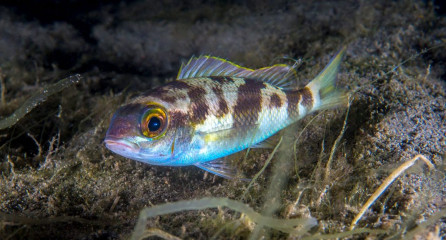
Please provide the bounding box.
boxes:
[306,47,348,111]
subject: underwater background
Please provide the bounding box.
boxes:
[0,0,445,239]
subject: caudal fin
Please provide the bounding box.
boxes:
[306,47,348,111]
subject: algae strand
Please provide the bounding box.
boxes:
[249,122,298,239]
[130,197,317,240]
[0,74,82,130]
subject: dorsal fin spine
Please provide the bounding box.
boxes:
[177,55,297,89]
[189,58,206,77]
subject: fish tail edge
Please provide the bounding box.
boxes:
[306,46,348,112]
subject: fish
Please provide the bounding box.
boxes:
[104,47,347,179]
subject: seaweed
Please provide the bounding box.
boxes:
[350,154,435,230]
[130,197,317,240]
[0,74,82,130]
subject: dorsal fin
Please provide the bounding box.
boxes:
[242,65,297,89]
[177,56,253,79]
[177,56,297,89]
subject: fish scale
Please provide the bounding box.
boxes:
[105,48,347,179]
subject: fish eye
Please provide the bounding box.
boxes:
[141,106,167,139]
[148,116,161,132]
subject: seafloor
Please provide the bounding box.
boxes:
[0,0,445,239]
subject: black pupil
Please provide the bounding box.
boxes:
[148,117,161,132]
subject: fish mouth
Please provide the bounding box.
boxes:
[104,137,139,152]
[104,137,169,162]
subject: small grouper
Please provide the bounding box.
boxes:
[104,48,347,179]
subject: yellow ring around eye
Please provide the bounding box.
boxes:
[141,106,168,140]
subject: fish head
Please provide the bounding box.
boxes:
[104,98,190,165]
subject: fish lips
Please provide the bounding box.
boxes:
[104,136,173,164]
[104,137,139,156]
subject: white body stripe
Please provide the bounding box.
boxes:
[256,87,290,140]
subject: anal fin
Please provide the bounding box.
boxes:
[195,159,249,181]
[250,139,275,149]
[250,134,281,149]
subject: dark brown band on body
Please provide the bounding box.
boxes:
[269,93,282,108]
[187,87,209,124]
[209,76,234,84]
[211,85,229,117]
[285,87,313,117]
[169,111,189,127]
[232,78,266,127]
[298,87,313,109]
[285,90,301,117]
[143,80,192,103]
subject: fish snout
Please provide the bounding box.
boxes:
[104,137,139,154]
